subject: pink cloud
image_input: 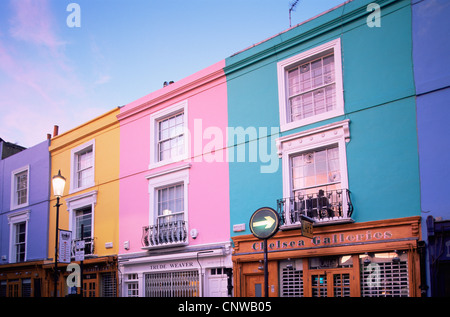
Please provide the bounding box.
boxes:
[8,0,66,54]
[0,0,112,147]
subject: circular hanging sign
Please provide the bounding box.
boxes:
[249,207,280,240]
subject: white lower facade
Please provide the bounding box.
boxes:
[118,241,233,297]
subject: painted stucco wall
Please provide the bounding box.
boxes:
[412,0,450,296]
[413,0,450,220]
[225,0,420,237]
[48,108,120,259]
[0,140,50,263]
[118,60,229,254]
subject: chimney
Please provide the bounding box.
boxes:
[47,133,51,140]
[53,125,59,137]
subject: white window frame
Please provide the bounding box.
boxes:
[70,139,95,194]
[124,274,140,297]
[8,210,30,263]
[146,164,190,229]
[276,120,350,226]
[65,190,97,244]
[149,101,189,169]
[10,165,30,210]
[277,38,344,132]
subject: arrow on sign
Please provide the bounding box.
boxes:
[253,216,276,229]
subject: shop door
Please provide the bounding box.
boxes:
[7,280,19,297]
[245,274,264,297]
[309,269,352,297]
[83,274,97,297]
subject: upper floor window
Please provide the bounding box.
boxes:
[65,190,97,257]
[149,101,188,169]
[157,183,184,225]
[143,165,190,248]
[13,222,26,262]
[277,120,352,226]
[157,112,185,162]
[11,166,29,210]
[75,206,92,240]
[76,148,93,188]
[70,140,95,193]
[291,145,341,195]
[278,38,344,132]
[8,210,29,263]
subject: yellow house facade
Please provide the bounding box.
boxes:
[45,107,120,297]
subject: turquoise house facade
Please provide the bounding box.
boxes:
[227,0,423,297]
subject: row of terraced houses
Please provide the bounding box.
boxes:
[1,0,449,297]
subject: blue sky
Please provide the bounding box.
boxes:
[0,0,347,147]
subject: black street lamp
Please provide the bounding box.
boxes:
[52,170,66,297]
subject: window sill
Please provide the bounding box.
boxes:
[142,241,189,250]
[69,183,95,195]
[280,217,354,231]
[280,109,344,133]
[148,154,189,171]
[10,203,29,211]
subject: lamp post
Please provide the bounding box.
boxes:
[52,170,66,297]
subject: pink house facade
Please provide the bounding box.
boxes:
[117,61,232,297]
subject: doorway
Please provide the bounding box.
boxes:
[245,274,264,297]
[308,269,353,297]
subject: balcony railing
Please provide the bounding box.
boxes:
[277,188,353,227]
[142,220,187,248]
[71,237,95,258]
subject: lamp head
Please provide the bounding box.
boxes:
[52,170,66,198]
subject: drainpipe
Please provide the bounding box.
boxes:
[418,240,428,297]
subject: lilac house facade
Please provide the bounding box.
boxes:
[412,0,450,297]
[0,139,51,297]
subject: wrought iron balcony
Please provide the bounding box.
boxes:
[71,237,95,258]
[277,188,353,227]
[142,220,187,248]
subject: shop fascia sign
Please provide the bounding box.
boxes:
[251,229,393,252]
[148,261,195,271]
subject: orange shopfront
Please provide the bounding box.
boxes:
[232,216,423,297]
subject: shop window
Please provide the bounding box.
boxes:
[360,252,409,297]
[309,255,353,269]
[125,274,139,297]
[210,267,226,276]
[21,278,31,297]
[333,273,351,297]
[279,260,303,297]
[0,281,6,297]
[100,272,117,297]
[145,271,199,297]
